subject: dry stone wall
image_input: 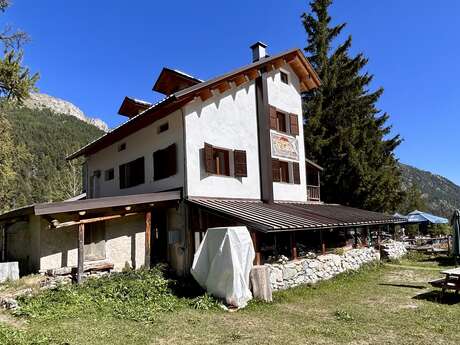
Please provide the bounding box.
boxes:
[380,240,407,260]
[265,248,380,291]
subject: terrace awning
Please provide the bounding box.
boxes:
[188,198,404,233]
[406,210,449,224]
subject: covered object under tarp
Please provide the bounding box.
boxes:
[191,226,255,308]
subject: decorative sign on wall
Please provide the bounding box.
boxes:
[271,132,299,160]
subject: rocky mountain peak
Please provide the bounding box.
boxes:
[22,93,109,132]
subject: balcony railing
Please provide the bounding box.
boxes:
[307,185,321,201]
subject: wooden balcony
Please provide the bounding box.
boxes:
[307,185,321,201]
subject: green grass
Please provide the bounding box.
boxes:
[1,258,459,345]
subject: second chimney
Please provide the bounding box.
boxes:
[250,41,268,62]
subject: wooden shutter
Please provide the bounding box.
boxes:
[168,144,177,176]
[289,114,299,136]
[204,143,215,174]
[269,106,277,130]
[292,162,300,184]
[234,150,247,177]
[272,159,280,182]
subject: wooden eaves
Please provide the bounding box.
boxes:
[66,48,321,160]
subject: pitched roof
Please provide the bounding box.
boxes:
[67,48,320,160]
[188,198,404,232]
[118,97,152,118]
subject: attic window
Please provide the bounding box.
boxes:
[118,143,126,152]
[280,71,289,84]
[158,122,169,134]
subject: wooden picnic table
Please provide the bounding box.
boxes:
[429,267,460,297]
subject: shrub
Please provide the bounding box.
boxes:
[16,267,185,322]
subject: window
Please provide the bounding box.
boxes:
[158,122,169,134]
[276,112,287,132]
[104,168,114,181]
[119,157,145,189]
[153,144,177,181]
[269,105,299,136]
[272,159,300,184]
[118,143,126,152]
[280,71,289,84]
[204,143,230,176]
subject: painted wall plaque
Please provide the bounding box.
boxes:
[271,132,299,160]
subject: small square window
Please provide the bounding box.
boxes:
[158,122,169,134]
[104,168,114,181]
[118,143,126,152]
[280,71,289,84]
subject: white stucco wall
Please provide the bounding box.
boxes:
[267,65,308,202]
[38,215,145,272]
[184,83,261,199]
[86,109,184,198]
[105,214,145,271]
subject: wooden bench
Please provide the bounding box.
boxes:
[430,268,460,297]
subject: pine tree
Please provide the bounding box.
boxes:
[0,112,16,211]
[302,0,403,212]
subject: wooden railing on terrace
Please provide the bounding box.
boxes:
[307,185,320,201]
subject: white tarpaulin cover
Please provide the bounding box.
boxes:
[191,226,255,308]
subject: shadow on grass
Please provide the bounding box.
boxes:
[419,256,457,267]
[379,283,426,289]
[413,290,460,305]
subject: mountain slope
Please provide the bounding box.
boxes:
[399,163,460,217]
[3,105,103,211]
[23,93,109,132]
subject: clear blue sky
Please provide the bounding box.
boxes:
[3,1,460,185]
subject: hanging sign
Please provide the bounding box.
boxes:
[271,132,299,160]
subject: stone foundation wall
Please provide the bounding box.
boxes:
[265,247,380,291]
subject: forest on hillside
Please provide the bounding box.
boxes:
[1,106,103,211]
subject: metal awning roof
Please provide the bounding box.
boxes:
[0,191,181,222]
[188,198,405,232]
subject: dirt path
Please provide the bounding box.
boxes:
[386,263,444,271]
[0,311,24,328]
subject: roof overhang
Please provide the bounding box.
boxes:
[305,158,324,171]
[118,97,152,118]
[153,68,203,95]
[67,48,321,160]
[187,198,405,233]
[0,191,182,223]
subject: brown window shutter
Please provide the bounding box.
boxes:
[234,150,247,177]
[272,159,280,182]
[293,162,300,184]
[290,114,299,136]
[204,143,215,173]
[269,106,277,130]
[168,143,177,176]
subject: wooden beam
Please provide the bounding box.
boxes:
[290,232,297,260]
[246,69,260,81]
[214,81,231,94]
[198,88,213,102]
[51,212,138,229]
[251,231,261,265]
[77,223,84,284]
[320,229,326,255]
[145,211,151,269]
[273,58,285,69]
[232,74,247,87]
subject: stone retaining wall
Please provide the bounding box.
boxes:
[265,247,380,291]
[380,240,407,260]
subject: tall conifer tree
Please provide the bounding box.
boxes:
[302,0,403,212]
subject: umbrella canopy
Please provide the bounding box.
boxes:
[452,210,460,257]
[406,210,449,224]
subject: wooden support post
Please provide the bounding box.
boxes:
[0,224,5,262]
[145,211,152,269]
[377,226,382,252]
[290,232,297,260]
[320,229,326,255]
[251,231,261,265]
[77,223,84,284]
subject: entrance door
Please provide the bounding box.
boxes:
[151,209,168,265]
